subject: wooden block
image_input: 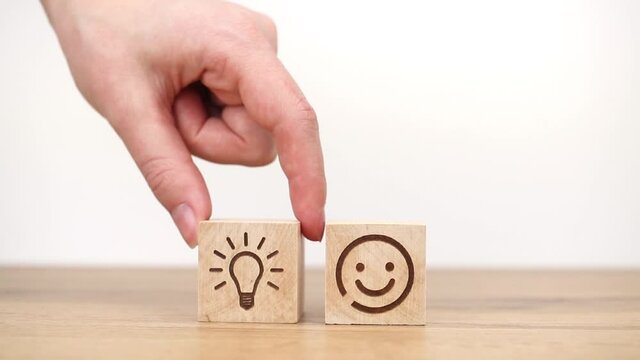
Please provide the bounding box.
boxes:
[325,223,426,325]
[198,220,303,323]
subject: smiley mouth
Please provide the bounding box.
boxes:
[355,278,396,297]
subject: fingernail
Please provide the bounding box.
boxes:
[320,220,326,242]
[317,208,326,242]
[171,203,197,248]
[302,209,325,241]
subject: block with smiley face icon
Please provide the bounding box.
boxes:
[325,223,426,325]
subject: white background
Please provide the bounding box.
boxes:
[1,0,638,267]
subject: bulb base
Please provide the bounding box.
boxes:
[239,293,255,310]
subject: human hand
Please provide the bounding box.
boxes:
[41,0,326,247]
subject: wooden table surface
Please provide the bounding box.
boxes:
[1,268,639,359]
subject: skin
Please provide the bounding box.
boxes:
[41,0,326,247]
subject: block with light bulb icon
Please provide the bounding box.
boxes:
[198,220,303,323]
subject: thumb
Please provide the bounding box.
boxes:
[108,86,211,248]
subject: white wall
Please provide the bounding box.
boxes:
[1,0,638,267]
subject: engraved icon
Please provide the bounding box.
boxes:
[209,232,283,310]
[335,234,414,314]
[230,251,263,309]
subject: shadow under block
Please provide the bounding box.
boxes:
[325,223,426,325]
[198,220,303,323]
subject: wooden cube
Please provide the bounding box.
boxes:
[198,220,303,323]
[325,223,426,325]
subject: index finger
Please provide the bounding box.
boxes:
[236,52,326,240]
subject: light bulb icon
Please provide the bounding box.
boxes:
[209,232,283,310]
[229,251,264,310]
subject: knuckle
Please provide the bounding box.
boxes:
[220,7,277,50]
[294,96,319,132]
[229,7,262,35]
[139,156,178,196]
[271,96,319,141]
[258,13,277,37]
[207,54,229,79]
[255,14,278,50]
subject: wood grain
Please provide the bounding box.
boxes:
[325,223,426,324]
[1,268,639,359]
[198,220,302,323]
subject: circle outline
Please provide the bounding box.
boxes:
[335,234,415,314]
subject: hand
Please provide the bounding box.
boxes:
[41,0,326,246]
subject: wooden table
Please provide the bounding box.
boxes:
[1,268,639,359]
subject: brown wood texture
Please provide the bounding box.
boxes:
[1,268,639,359]
[198,220,302,323]
[326,223,426,324]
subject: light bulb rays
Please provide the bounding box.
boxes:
[226,237,235,250]
[208,232,284,310]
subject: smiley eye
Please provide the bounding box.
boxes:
[356,263,365,272]
[385,262,394,271]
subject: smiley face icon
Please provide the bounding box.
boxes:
[335,234,415,314]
